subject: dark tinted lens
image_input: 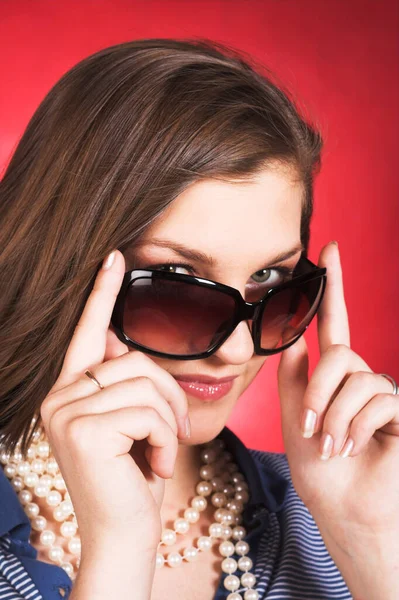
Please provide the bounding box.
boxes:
[122,276,236,356]
[259,276,323,350]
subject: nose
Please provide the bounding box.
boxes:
[211,319,255,364]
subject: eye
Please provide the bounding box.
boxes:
[152,263,192,275]
[250,268,289,287]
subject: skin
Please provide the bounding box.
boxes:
[38,161,398,598]
[112,162,305,524]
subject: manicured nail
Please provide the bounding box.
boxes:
[103,250,116,270]
[340,437,354,458]
[320,432,334,460]
[301,408,317,438]
[185,415,191,438]
[177,415,191,439]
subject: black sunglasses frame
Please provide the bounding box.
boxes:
[111,255,327,361]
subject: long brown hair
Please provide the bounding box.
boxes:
[0,38,323,457]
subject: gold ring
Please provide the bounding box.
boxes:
[84,369,105,390]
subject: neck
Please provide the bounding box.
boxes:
[161,442,202,524]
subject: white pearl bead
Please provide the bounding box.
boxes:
[167,552,182,567]
[224,574,240,591]
[31,459,45,474]
[241,572,256,588]
[229,500,244,515]
[221,557,238,574]
[211,492,227,507]
[37,441,50,459]
[18,489,32,505]
[238,556,253,571]
[4,464,16,478]
[156,553,165,568]
[226,593,242,600]
[197,536,212,551]
[25,502,40,518]
[40,530,56,546]
[199,465,215,480]
[53,506,68,522]
[215,508,234,525]
[196,480,212,496]
[34,483,50,498]
[209,522,223,538]
[60,521,77,538]
[48,546,64,562]
[234,482,248,493]
[235,540,249,556]
[13,451,23,462]
[174,517,190,534]
[191,495,207,511]
[11,477,24,492]
[24,472,39,487]
[232,526,246,540]
[221,525,233,540]
[31,515,47,531]
[45,458,58,474]
[46,490,62,506]
[161,529,176,545]
[0,451,11,464]
[16,461,31,476]
[61,562,74,577]
[60,500,73,516]
[235,490,250,503]
[53,474,66,491]
[26,445,37,460]
[219,540,235,557]
[244,589,259,600]
[183,546,198,561]
[184,507,200,523]
[39,474,53,487]
[200,448,218,463]
[68,537,81,554]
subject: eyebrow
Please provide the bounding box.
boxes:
[135,238,304,266]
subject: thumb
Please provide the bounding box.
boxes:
[277,334,309,452]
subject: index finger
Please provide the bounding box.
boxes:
[53,249,124,391]
[317,241,350,354]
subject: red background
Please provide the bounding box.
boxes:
[1,0,398,452]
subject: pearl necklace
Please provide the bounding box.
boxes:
[0,418,260,599]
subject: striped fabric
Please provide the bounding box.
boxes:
[245,449,353,600]
[0,428,353,599]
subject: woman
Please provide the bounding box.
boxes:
[0,38,397,600]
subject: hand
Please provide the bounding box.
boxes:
[40,249,190,553]
[277,241,399,594]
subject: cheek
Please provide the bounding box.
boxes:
[239,356,268,393]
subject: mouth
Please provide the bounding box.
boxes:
[173,374,239,402]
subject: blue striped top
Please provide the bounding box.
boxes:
[0,426,353,599]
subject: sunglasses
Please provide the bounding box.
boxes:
[110,255,327,360]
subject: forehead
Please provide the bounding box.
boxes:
[139,165,304,266]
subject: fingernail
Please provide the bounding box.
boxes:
[103,250,116,270]
[301,408,317,438]
[185,415,191,438]
[340,437,354,458]
[177,415,191,439]
[331,240,338,246]
[320,432,334,460]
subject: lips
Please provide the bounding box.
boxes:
[173,374,239,402]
